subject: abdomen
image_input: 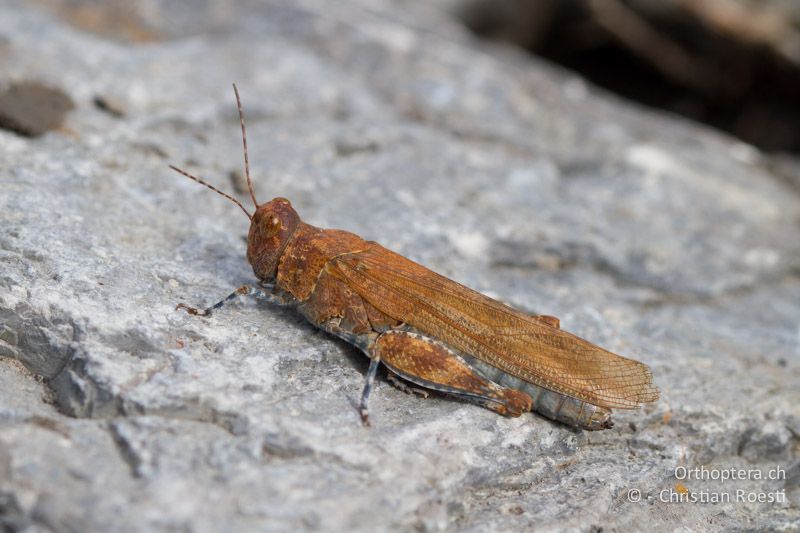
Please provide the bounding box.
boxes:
[459,353,613,430]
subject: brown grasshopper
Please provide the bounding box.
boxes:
[171,85,659,429]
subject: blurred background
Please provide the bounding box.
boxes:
[452,0,800,153]
[11,0,800,154]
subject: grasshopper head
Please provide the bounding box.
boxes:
[246,197,300,281]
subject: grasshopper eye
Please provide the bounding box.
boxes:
[263,216,282,237]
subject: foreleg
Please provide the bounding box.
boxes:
[176,284,295,317]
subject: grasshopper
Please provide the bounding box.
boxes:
[171,85,659,429]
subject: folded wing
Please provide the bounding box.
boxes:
[328,245,659,409]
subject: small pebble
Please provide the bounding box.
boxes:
[0,81,74,137]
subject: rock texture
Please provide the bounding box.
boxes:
[1,0,798,531]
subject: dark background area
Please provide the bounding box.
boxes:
[455,0,800,153]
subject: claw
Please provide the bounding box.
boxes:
[176,303,209,316]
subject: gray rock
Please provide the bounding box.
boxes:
[0,81,74,137]
[0,0,798,531]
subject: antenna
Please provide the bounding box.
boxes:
[169,164,252,220]
[232,83,258,209]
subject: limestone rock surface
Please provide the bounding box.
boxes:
[1,0,798,531]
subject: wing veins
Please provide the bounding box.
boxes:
[331,248,658,408]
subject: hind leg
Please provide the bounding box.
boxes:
[386,370,430,398]
[372,329,532,417]
[536,315,560,328]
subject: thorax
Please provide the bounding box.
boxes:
[275,222,370,301]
